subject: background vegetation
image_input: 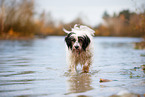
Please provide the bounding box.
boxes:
[0,0,145,39]
[95,9,145,37]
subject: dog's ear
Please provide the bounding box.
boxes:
[65,33,73,49]
[63,28,71,34]
[82,35,90,51]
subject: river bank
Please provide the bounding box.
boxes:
[135,41,145,49]
[1,33,145,51]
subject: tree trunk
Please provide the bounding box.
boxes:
[0,0,4,34]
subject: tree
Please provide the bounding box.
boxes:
[119,10,135,21]
[103,11,110,19]
[0,0,5,34]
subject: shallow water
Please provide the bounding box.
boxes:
[0,37,145,97]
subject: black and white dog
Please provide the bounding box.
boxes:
[64,24,95,73]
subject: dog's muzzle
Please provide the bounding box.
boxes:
[75,46,79,49]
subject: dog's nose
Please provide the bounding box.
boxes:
[75,46,79,49]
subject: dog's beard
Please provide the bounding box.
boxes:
[72,49,82,54]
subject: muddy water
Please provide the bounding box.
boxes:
[0,37,145,97]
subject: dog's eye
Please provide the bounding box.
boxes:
[78,38,83,42]
[71,39,76,42]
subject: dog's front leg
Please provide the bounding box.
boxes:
[82,60,91,73]
[82,65,89,73]
[70,64,77,73]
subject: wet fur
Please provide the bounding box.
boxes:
[64,25,94,73]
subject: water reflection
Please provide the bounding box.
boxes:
[67,73,93,94]
[0,71,35,77]
[0,79,34,86]
[0,37,145,97]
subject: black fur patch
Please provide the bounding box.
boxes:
[65,33,75,49]
[82,35,90,51]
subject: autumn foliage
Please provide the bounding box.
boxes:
[95,10,145,37]
[0,0,145,39]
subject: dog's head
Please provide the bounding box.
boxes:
[64,24,94,54]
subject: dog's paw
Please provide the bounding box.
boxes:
[82,66,89,73]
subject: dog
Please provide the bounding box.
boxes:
[64,24,95,73]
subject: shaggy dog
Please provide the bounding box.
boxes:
[64,24,95,73]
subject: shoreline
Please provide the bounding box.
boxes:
[134,41,145,49]
[0,35,145,50]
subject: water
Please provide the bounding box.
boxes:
[0,37,145,97]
